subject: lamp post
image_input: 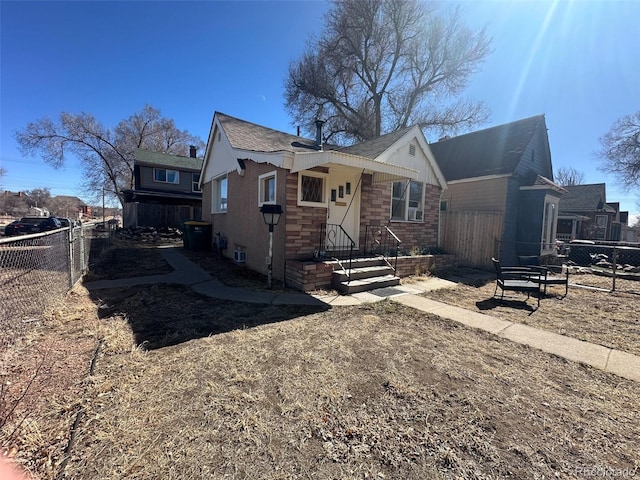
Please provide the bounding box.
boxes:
[260,204,282,289]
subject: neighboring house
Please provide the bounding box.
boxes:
[429,115,565,267]
[199,112,447,291]
[556,183,628,241]
[123,148,203,228]
[52,195,91,220]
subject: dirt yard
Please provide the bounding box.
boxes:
[1,241,639,479]
[417,268,640,357]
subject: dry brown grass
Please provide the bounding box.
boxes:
[418,270,640,357]
[2,243,640,479]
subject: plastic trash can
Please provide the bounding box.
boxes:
[183,221,212,251]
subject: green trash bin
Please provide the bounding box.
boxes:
[183,221,212,251]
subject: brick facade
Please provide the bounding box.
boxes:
[359,174,443,252]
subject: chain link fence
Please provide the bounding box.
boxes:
[0,224,114,338]
[562,241,640,294]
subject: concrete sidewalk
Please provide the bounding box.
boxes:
[83,246,640,383]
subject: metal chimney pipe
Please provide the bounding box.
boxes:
[314,119,324,147]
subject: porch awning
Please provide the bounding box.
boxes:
[291,151,418,183]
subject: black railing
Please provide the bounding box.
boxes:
[364,225,401,271]
[319,223,356,282]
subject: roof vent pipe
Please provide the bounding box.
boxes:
[314,119,324,148]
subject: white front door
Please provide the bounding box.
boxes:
[326,168,360,250]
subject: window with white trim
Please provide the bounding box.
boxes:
[298,171,327,207]
[258,171,276,205]
[211,175,227,213]
[192,173,201,193]
[391,180,424,221]
[154,168,179,184]
[540,195,559,254]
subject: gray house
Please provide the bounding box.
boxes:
[123,148,203,228]
[429,115,565,267]
[557,183,627,242]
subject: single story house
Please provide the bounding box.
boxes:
[199,112,449,292]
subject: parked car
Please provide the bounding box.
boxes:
[55,217,73,228]
[3,216,62,236]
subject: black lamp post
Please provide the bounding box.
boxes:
[260,204,282,288]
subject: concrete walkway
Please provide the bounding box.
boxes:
[84,246,640,383]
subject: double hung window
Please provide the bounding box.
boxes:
[391,180,424,221]
[154,168,179,184]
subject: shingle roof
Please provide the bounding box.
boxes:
[217,113,318,154]
[558,183,609,212]
[134,150,203,171]
[428,115,545,181]
[216,112,417,159]
[337,127,414,158]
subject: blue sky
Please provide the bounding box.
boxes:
[1,0,638,220]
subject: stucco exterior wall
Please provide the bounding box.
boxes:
[202,161,288,283]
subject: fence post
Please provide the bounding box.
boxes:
[67,227,74,288]
[612,246,617,292]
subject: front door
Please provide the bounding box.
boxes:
[326,167,360,252]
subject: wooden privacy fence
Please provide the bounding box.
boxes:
[440,211,503,270]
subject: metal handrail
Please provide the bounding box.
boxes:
[363,225,401,271]
[319,223,355,282]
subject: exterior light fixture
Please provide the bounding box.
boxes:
[259,204,283,288]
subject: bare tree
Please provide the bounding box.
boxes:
[25,188,52,209]
[15,105,205,207]
[554,166,585,186]
[285,0,491,145]
[598,110,640,191]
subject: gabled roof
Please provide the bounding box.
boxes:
[204,112,446,187]
[338,127,415,158]
[135,149,203,171]
[558,183,613,213]
[428,115,546,181]
[216,112,318,154]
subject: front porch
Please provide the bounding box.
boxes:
[287,222,457,292]
[285,251,458,292]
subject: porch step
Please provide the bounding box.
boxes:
[331,256,400,294]
[332,264,395,283]
[334,274,401,294]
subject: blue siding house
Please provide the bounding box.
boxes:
[430,115,566,267]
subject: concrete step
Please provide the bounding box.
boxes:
[334,274,401,294]
[335,256,388,270]
[332,264,395,284]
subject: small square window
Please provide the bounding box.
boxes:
[298,172,327,207]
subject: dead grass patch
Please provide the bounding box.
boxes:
[3,244,640,479]
[420,273,640,356]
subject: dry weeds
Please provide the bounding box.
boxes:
[2,243,639,479]
[419,271,640,357]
